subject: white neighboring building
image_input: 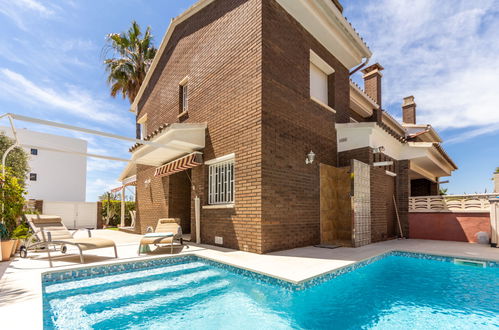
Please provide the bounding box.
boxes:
[0,127,87,202]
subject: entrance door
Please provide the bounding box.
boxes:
[320,164,352,246]
[168,170,192,234]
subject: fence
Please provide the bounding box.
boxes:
[409,194,498,213]
[43,202,98,229]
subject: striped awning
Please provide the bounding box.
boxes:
[111,175,137,193]
[154,152,203,178]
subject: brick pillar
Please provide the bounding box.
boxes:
[395,160,410,237]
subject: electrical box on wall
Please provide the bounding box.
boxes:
[215,236,223,245]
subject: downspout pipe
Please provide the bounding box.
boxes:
[349,57,370,76]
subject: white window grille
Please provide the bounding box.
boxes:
[208,158,234,205]
[181,84,188,112]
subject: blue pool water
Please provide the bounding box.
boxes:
[43,254,499,329]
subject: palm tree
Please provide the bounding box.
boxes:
[103,21,157,104]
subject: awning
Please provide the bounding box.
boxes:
[111,175,137,193]
[154,152,203,178]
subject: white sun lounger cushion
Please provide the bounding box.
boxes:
[143,232,174,238]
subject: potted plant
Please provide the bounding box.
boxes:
[0,166,26,261]
[0,223,14,261]
[10,223,30,257]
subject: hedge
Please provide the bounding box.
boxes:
[101,200,135,227]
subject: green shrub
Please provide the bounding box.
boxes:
[0,166,26,235]
[101,200,135,227]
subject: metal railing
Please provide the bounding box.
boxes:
[409,194,499,212]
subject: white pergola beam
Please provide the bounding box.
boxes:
[6,113,169,150]
[21,144,130,162]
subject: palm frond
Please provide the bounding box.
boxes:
[103,21,157,104]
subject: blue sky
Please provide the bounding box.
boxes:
[0,0,497,201]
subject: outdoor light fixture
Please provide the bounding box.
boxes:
[373,146,385,154]
[144,178,151,187]
[305,150,316,164]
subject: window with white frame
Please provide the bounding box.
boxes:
[137,114,147,140]
[207,154,235,205]
[309,50,335,106]
[179,76,189,114]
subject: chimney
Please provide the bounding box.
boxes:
[331,0,343,12]
[402,96,416,124]
[361,63,384,107]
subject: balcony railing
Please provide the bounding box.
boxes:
[409,194,499,212]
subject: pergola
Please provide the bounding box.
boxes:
[0,113,153,228]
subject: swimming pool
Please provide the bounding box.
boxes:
[43,252,499,329]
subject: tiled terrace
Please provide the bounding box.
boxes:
[0,229,498,329]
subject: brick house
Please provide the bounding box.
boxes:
[118,0,457,253]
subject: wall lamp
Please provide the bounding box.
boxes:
[144,178,151,187]
[305,150,316,165]
[372,146,385,154]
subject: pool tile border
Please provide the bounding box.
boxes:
[41,250,498,291]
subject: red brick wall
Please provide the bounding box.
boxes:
[135,165,169,234]
[409,212,491,243]
[370,167,396,241]
[395,160,410,237]
[135,0,264,253]
[338,147,373,167]
[259,0,348,252]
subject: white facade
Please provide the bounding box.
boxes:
[0,127,87,202]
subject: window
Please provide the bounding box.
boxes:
[137,114,148,140]
[30,148,38,155]
[29,173,37,181]
[207,154,235,205]
[139,122,147,140]
[179,76,189,114]
[310,50,335,106]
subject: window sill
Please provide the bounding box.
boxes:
[177,111,188,118]
[310,96,336,113]
[202,204,235,209]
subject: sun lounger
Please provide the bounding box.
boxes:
[25,214,117,267]
[138,218,183,254]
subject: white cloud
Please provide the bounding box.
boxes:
[86,178,121,201]
[0,0,55,30]
[347,0,499,140]
[0,68,129,127]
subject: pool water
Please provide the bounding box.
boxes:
[43,255,499,329]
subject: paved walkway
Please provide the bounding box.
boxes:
[0,229,498,329]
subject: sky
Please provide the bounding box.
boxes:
[0,0,497,201]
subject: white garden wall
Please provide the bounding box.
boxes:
[43,202,97,229]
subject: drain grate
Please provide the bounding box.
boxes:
[454,258,486,268]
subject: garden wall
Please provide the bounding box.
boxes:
[409,212,490,243]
